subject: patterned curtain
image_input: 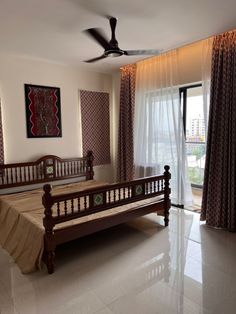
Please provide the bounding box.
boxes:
[0,98,4,164]
[201,30,236,231]
[117,64,136,181]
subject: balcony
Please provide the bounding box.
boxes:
[186,141,206,187]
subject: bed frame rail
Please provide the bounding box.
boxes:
[0,151,94,188]
[42,165,171,274]
[47,175,165,223]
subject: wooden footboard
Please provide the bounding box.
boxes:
[42,166,171,274]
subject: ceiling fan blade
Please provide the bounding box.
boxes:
[84,55,107,63]
[84,28,111,50]
[124,49,161,56]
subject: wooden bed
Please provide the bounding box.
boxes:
[0,151,171,274]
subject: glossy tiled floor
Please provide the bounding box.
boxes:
[1,208,236,314]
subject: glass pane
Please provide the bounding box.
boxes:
[186,86,205,142]
[186,86,205,186]
[186,142,205,185]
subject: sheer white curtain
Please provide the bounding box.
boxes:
[134,50,192,205]
[201,37,213,140]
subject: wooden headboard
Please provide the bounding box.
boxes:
[0,151,94,189]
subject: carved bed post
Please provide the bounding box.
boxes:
[42,184,56,274]
[163,165,171,227]
[86,150,94,180]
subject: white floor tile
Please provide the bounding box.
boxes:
[1,208,236,314]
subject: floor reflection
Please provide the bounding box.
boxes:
[1,209,236,314]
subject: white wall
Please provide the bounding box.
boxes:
[111,70,120,181]
[177,40,203,85]
[0,55,117,182]
[0,40,205,183]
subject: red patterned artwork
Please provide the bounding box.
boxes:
[80,90,110,166]
[25,84,62,138]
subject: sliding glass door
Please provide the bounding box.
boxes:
[180,84,206,209]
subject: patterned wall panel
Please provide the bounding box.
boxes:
[80,90,110,166]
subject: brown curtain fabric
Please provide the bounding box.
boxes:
[117,64,136,182]
[0,99,4,164]
[201,30,236,231]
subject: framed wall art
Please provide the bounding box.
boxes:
[25,84,62,138]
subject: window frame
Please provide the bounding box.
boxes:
[179,83,204,189]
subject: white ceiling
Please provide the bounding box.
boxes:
[0,0,235,73]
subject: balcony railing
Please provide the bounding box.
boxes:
[186,141,206,187]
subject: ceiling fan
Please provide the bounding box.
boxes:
[84,17,161,63]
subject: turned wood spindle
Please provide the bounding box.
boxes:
[42,184,56,274]
[163,165,171,227]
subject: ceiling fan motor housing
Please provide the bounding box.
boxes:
[104,49,124,57]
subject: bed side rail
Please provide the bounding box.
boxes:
[0,151,94,188]
[42,165,171,226]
